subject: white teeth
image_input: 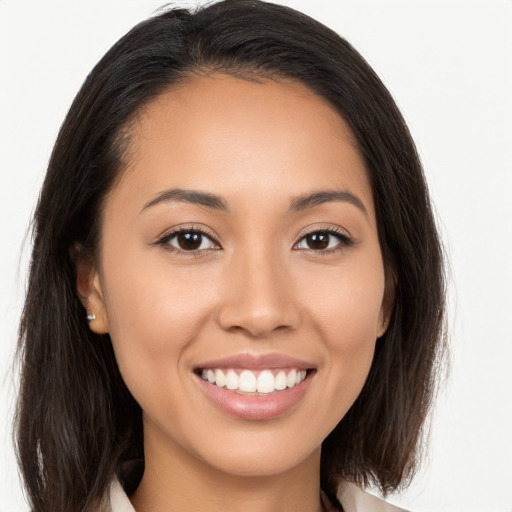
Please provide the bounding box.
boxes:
[214,369,226,387]
[256,370,275,394]
[239,370,257,392]
[275,371,287,390]
[225,369,238,390]
[286,369,297,388]
[200,367,307,394]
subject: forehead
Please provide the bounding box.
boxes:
[112,74,374,218]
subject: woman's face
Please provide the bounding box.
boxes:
[84,75,391,478]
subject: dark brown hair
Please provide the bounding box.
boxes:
[16,1,446,510]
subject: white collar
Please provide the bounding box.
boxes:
[107,478,408,512]
[337,481,409,512]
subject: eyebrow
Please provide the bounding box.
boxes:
[290,190,368,216]
[141,187,367,216]
[141,188,229,212]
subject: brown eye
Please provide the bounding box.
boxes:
[295,230,350,251]
[304,232,330,250]
[167,231,217,251]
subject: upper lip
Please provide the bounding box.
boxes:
[195,353,315,371]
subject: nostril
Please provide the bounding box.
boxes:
[216,304,299,338]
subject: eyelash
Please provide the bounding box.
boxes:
[154,227,220,256]
[294,227,354,255]
[154,226,354,256]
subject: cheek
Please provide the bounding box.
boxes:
[301,251,385,342]
[100,251,219,395]
[297,252,385,403]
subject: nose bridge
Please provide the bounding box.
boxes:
[216,241,298,337]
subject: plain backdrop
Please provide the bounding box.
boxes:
[1,1,511,511]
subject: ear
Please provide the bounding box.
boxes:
[75,247,109,334]
[377,271,396,338]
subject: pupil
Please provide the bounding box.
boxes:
[307,232,329,250]
[177,232,202,250]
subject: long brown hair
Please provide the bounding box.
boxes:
[16,1,446,510]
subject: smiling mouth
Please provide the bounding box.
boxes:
[194,357,315,420]
[198,368,309,395]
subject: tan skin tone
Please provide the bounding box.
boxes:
[79,75,393,512]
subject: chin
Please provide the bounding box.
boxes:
[188,428,323,479]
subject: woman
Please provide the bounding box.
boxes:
[15,1,446,511]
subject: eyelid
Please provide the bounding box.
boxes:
[294,223,352,242]
[293,224,355,253]
[153,224,222,252]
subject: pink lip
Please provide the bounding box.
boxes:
[196,375,312,421]
[193,353,316,421]
[195,353,314,371]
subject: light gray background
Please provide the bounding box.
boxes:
[1,1,511,511]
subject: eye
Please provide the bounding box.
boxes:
[295,230,352,252]
[160,229,219,252]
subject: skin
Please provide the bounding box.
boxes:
[79,75,392,512]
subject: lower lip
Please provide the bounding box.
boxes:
[195,373,311,421]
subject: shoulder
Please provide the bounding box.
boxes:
[337,481,410,512]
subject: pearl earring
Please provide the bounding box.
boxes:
[87,313,96,322]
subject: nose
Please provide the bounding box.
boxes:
[216,249,301,338]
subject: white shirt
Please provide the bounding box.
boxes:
[107,478,409,512]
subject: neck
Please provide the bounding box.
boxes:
[129,422,324,512]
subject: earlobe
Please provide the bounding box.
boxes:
[377,312,389,338]
[377,272,396,338]
[76,252,109,334]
